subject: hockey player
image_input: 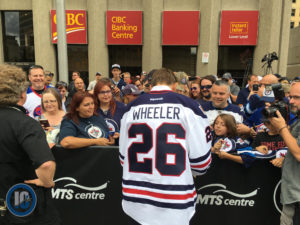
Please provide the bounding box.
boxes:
[119,68,212,225]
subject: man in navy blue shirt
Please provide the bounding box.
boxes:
[236,74,259,107]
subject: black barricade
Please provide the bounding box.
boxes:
[52,146,282,225]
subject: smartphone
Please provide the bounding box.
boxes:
[253,84,259,92]
[39,119,50,128]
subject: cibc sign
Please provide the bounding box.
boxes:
[51,10,87,44]
[106,11,142,45]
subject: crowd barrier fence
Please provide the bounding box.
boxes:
[51,146,282,225]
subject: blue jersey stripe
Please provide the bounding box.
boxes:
[123,196,196,209]
[190,150,211,163]
[122,179,195,191]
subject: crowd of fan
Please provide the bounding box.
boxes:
[25,63,299,168]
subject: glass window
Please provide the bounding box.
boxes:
[1,11,35,62]
[162,46,197,76]
[108,45,142,77]
[217,46,254,87]
[291,22,295,29]
[292,9,296,16]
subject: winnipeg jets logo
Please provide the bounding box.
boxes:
[86,124,103,138]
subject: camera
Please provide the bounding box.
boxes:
[261,83,289,121]
[261,52,278,64]
[111,85,115,90]
[253,84,259,92]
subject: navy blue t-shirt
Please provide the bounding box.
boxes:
[236,87,250,105]
[59,115,109,142]
[97,101,126,132]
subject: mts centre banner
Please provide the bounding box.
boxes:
[106,11,142,45]
[219,11,259,45]
[51,10,87,44]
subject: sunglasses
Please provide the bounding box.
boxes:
[200,85,212,90]
[190,87,198,91]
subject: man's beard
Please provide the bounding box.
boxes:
[290,104,300,117]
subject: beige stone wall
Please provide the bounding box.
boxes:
[0,0,292,81]
[287,26,300,78]
[32,0,56,80]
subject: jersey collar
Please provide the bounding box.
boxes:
[150,85,172,94]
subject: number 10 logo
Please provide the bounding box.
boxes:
[6,184,37,217]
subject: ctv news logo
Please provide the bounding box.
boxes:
[51,177,108,200]
[196,184,258,207]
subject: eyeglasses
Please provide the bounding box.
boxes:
[200,85,212,90]
[190,87,198,91]
[43,100,57,104]
[99,90,112,95]
[289,95,300,100]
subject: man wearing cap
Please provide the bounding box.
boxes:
[87,72,102,92]
[222,72,240,103]
[122,84,141,104]
[111,64,126,91]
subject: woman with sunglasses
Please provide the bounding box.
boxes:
[189,79,201,100]
[197,75,215,105]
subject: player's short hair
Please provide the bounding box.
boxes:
[213,80,230,93]
[151,68,177,86]
[41,88,63,111]
[0,64,29,105]
[213,114,238,139]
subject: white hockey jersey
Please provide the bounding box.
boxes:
[23,86,45,118]
[119,85,212,225]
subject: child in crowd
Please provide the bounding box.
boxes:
[211,114,254,167]
[250,118,287,167]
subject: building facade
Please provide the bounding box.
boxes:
[291,0,300,28]
[0,0,292,85]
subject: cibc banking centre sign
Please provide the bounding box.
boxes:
[106,11,142,45]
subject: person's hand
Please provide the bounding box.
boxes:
[113,132,120,139]
[24,179,55,188]
[250,127,257,138]
[237,123,251,135]
[216,150,228,159]
[212,139,223,153]
[108,135,115,145]
[44,126,54,132]
[112,86,120,97]
[94,138,111,146]
[256,145,269,155]
[268,111,287,132]
[270,157,284,168]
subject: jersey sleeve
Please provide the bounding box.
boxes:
[186,108,212,176]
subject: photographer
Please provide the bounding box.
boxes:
[269,81,300,225]
[245,74,280,127]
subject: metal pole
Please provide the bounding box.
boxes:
[56,0,68,83]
